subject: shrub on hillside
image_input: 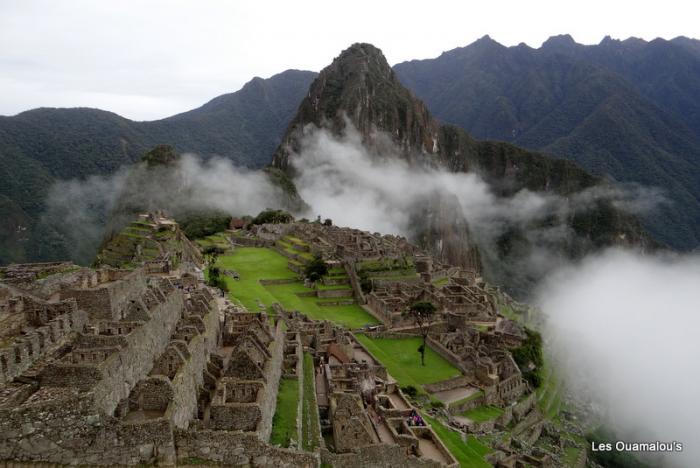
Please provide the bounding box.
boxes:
[304,256,328,282]
[178,211,232,239]
[252,209,294,225]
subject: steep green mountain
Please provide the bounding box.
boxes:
[0,70,315,264]
[272,43,653,294]
[393,35,700,250]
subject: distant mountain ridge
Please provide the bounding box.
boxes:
[393,35,700,250]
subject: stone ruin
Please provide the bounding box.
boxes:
[279,309,459,468]
[0,216,580,467]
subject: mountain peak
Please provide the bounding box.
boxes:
[271,43,438,170]
[471,34,504,50]
[541,34,577,51]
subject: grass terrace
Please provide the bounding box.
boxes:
[460,405,504,423]
[213,247,297,311]
[285,235,308,246]
[423,414,491,468]
[451,390,484,408]
[265,282,377,329]
[354,335,461,391]
[538,363,562,419]
[195,232,230,250]
[316,282,352,291]
[301,353,320,451]
[277,238,314,261]
[270,378,299,447]
[357,256,414,272]
[432,277,450,288]
[327,266,346,276]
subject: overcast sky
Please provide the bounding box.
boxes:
[1,0,697,121]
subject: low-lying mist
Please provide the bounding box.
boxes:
[42,154,283,263]
[290,124,665,287]
[538,249,700,467]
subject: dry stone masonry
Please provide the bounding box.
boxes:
[0,215,585,467]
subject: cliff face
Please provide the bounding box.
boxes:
[272,43,653,295]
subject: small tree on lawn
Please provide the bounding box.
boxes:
[404,301,437,366]
[304,255,329,283]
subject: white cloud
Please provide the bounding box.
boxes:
[538,250,700,467]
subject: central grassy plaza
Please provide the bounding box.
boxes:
[354,335,461,389]
[213,247,379,329]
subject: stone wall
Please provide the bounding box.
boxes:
[61,269,146,321]
[0,307,88,385]
[320,445,450,468]
[91,288,185,415]
[168,300,220,429]
[0,392,176,465]
[513,392,536,420]
[317,288,354,299]
[175,429,318,467]
[426,336,469,374]
[448,394,486,414]
[343,260,366,305]
[257,320,285,441]
[422,375,472,394]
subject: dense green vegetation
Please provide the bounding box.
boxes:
[205,267,229,293]
[511,328,544,388]
[301,353,320,451]
[354,335,460,390]
[303,255,328,282]
[270,378,299,448]
[178,211,231,239]
[422,414,491,468]
[252,209,294,225]
[460,405,504,423]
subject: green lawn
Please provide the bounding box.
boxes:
[277,240,314,261]
[213,247,297,311]
[265,282,378,329]
[285,235,308,246]
[214,247,378,328]
[196,232,230,250]
[432,277,450,287]
[316,283,351,290]
[564,446,582,466]
[423,415,492,468]
[537,363,562,419]
[452,390,484,408]
[270,378,299,447]
[354,335,461,390]
[460,406,504,423]
[301,353,320,451]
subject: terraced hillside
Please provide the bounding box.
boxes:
[96,214,202,269]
